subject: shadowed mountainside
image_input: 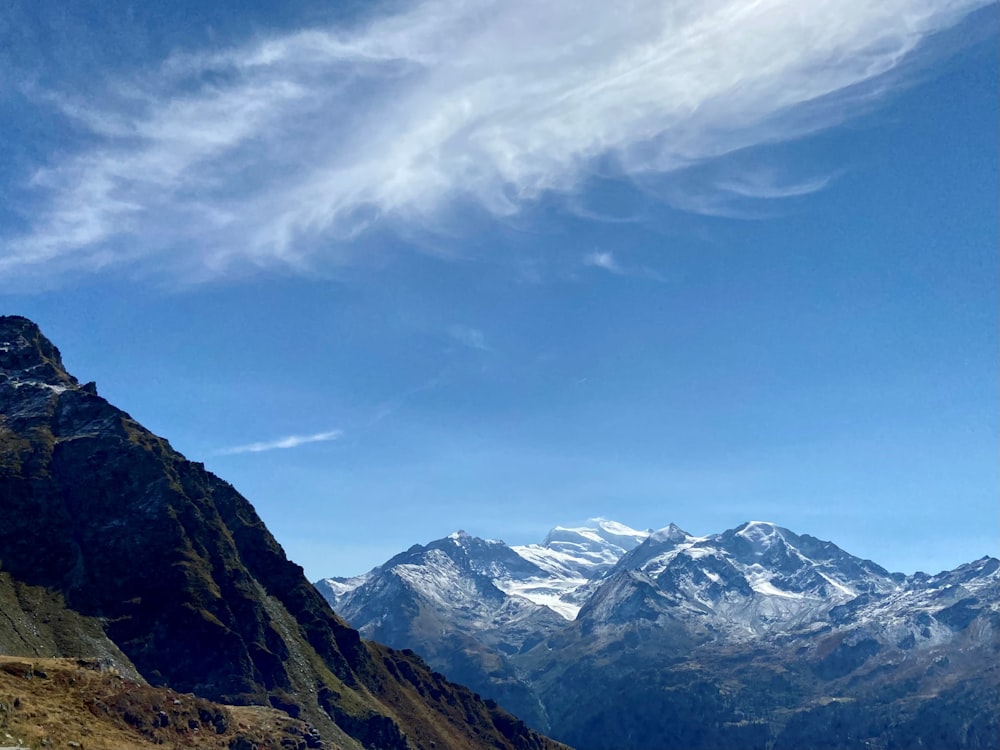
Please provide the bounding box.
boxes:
[0,315,567,750]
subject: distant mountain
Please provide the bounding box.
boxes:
[504,519,649,619]
[317,529,572,728]
[317,519,999,749]
[320,518,647,621]
[0,316,566,750]
[576,520,903,637]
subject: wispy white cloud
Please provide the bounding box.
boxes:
[1,0,989,283]
[715,173,834,201]
[583,251,624,275]
[583,249,666,282]
[449,325,491,351]
[217,429,343,455]
[662,169,838,218]
[370,374,444,425]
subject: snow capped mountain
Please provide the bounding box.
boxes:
[318,518,649,622]
[501,518,649,619]
[312,519,652,727]
[579,520,906,638]
[820,555,999,648]
[316,529,560,634]
[531,518,650,572]
[315,526,573,729]
[314,518,999,749]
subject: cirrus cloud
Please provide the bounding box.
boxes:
[216,429,343,456]
[1,0,990,283]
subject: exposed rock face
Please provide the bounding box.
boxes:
[0,315,567,750]
[319,532,569,729]
[0,571,142,681]
[318,516,999,750]
[526,525,999,750]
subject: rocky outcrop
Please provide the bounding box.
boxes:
[0,315,568,750]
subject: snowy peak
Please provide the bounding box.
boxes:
[312,517,999,749]
[318,518,984,639]
[525,518,649,574]
[614,522,697,574]
[577,520,910,635]
[314,531,534,616]
[315,528,568,685]
[717,522,807,577]
[649,522,692,544]
[542,518,649,555]
[721,520,796,558]
[734,520,787,548]
[376,532,546,585]
[502,519,651,619]
[315,572,371,603]
[318,520,651,626]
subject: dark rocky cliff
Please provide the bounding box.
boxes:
[0,315,567,750]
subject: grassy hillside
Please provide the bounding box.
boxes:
[0,655,330,750]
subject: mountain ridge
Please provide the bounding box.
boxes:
[316,517,999,749]
[0,315,567,750]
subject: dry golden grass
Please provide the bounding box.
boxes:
[0,656,321,750]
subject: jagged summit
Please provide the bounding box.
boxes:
[447,529,504,546]
[648,522,691,544]
[0,315,77,388]
[733,519,786,542]
[737,519,782,533]
[0,318,565,750]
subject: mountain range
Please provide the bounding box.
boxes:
[0,315,565,750]
[2,314,995,750]
[317,518,999,749]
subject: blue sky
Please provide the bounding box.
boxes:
[1,0,997,580]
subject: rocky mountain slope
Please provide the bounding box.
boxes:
[319,519,647,621]
[0,315,566,750]
[315,520,648,727]
[318,520,999,749]
[0,654,325,750]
